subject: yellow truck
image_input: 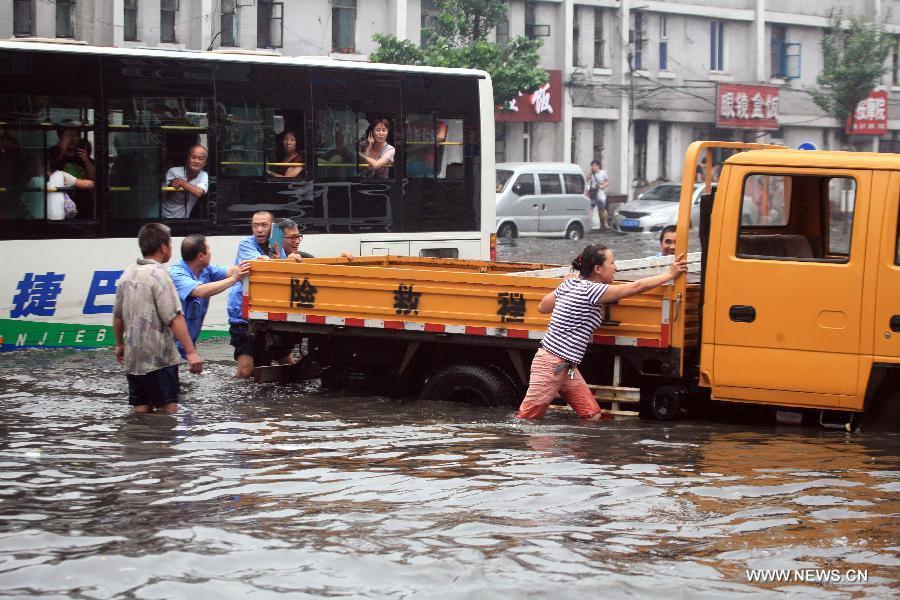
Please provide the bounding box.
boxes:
[246,141,899,427]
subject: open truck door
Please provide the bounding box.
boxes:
[702,158,871,410]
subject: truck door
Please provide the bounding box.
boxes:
[873,172,900,364]
[710,169,870,407]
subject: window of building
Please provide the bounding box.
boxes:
[160,0,177,43]
[710,20,725,71]
[258,1,283,48]
[496,18,509,46]
[421,0,440,47]
[56,0,75,39]
[770,24,786,77]
[631,11,645,70]
[524,2,549,38]
[124,0,138,42]
[593,8,605,68]
[893,37,899,87]
[573,8,581,67]
[332,0,356,53]
[523,122,531,162]
[495,122,507,164]
[658,123,669,180]
[634,121,647,183]
[659,15,668,71]
[14,0,33,36]
[592,120,604,164]
[221,0,236,47]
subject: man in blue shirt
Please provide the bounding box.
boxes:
[169,234,250,357]
[227,210,294,378]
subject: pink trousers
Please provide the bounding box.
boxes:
[517,348,602,419]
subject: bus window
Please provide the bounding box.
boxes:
[405,114,448,179]
[268,115,306,179]
[437,118,464,180]
[220,103,266,179]
[0,94,97,222]
[314,104,395,180]
[105,57,213,222]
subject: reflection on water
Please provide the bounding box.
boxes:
[0,346,897,598]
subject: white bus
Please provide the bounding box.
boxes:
[0,40,495,351]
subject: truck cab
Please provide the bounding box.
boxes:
[680,144,900,422]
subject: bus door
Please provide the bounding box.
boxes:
[710,168,870,408]
[872,171,900,365]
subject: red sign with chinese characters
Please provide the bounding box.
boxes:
[495,70,562,123]
[846,90,888,136]
[716,83,779,131]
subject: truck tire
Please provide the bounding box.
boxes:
[648,385,684,421]
[861,387,900,432]
[420,363,518,407]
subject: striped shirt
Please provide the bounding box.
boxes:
[541,278,609,364]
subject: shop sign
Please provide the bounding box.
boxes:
[496,70,562,123]
[716,83,779,130]
[846,90,888,136]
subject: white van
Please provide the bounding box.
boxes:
[495,162,592,240]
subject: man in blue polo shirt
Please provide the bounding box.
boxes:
[227,210,293,378]
[169,234,250,356]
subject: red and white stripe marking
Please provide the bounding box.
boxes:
[247,310,665,347]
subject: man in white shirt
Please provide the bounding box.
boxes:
[163,145,208,219]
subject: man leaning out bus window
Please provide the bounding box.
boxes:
[163,145,208,219]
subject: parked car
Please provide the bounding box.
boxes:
[495,162,592,240]
[612,182,707,233]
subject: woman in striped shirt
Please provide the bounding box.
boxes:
[517,244,687,420]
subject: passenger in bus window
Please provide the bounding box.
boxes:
[268,131,304,178]
[51,125,96,183]
[22,155,94,220]
[359,118,394,178]
[163,145,209,219]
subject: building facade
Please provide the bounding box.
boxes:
[3,0,899,197]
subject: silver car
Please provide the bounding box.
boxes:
[612,183,705,233]
[495,162,592,240]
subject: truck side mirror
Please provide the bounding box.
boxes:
[512,183,523,195]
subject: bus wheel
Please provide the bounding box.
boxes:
[650,385,685,421]
[497,223,518,238]
[420,363,518,407]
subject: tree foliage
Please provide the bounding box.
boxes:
[810,9,892,132]
[370,0,547,107]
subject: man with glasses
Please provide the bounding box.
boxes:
[275,218,354,262]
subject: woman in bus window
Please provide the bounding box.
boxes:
[359,118,394,178]
[268,130,304,178]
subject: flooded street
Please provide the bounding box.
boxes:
[1,233,898,598]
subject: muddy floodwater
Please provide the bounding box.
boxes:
[1,233,898,598]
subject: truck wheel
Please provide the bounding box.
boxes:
[420,363,518,407]
[497,223,517,238]
[861,387,900,432]
[649,385,685,421]
[565,222,584,240]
